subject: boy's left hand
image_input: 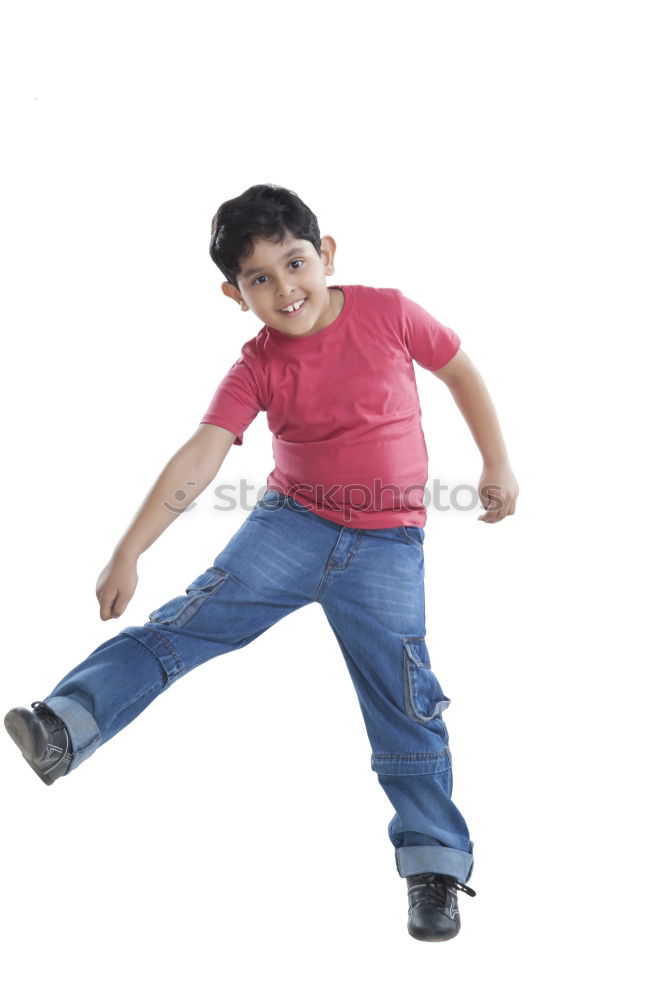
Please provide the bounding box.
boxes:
[477,461,519,523]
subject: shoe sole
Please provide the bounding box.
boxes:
[4,709,67,786]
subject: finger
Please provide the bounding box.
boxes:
[491,505,507,522]
[99,589,118,621]
[480,493,505,522]
[477,498,492,521]
[478,501,499,522]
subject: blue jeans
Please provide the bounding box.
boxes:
[43,490,474,882]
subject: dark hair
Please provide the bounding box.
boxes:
[209,183,322,288]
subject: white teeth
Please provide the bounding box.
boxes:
[281,298,305,313]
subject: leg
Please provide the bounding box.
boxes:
[39,500,326,774]
[316,523,474,883]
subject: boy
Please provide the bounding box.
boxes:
[5,183,518,943]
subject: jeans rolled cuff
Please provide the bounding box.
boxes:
[395,843,475,882]
[43,695,102,772]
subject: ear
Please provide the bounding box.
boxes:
[222,282,248,310]
[320,235,337,276]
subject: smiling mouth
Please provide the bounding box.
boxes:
[279,298,306,315]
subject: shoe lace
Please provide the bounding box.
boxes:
[31,700,59,722]
[412,872,477,903]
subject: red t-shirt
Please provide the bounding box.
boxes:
[200,284,460,528]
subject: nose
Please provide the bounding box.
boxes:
[275,274,297,298]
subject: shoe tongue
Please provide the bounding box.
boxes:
[426,872,455,887]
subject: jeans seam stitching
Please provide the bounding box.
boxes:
[122,628,185,681]
[74,732,103,756]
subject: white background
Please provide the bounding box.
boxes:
[1,1,663,996]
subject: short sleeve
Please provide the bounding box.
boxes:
[399,291,461,371]
[200,346,264,446]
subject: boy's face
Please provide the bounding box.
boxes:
[221,232,340,338]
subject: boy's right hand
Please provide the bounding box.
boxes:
[96,551,139,621]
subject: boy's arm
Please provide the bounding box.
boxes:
[96,424,237,620]
[432,350,519,523]
[112,423,237,560]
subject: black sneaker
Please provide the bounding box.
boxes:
[4,701,73,785]
[406,871,476,942]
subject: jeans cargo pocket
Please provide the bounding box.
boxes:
[402,637,451,722]
[148,568,229,628]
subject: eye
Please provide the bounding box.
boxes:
[251,258,304,286]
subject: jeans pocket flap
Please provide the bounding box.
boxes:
[149,568,228,627]
[402,637,451,722]
[185,568,228,595]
